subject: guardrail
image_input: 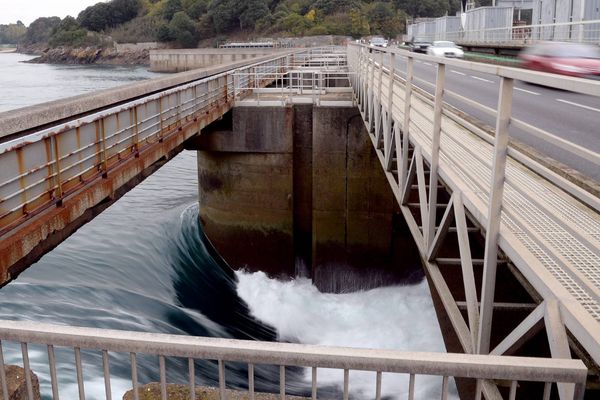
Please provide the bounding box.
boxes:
[0,51,296,236]
[0,319,588,400]
[410,19,600,45]
[347,43,600,388]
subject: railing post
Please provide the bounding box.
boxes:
[401,56,414,189]
[50,135,63,202]
[385,52,396,171]
[477,76,514,356]
[427,63,446,247]
[368,49,375,131]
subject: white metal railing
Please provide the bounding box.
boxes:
[409,19,600,44]
[0,320,588,400]
[348,43,600,397]
[233,69,352,106]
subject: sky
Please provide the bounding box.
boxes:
[0,0,103,25]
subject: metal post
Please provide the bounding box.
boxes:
[385,52,396,170]
[401,57,414,188]
[477,77,514,355]
[427,63,446,247]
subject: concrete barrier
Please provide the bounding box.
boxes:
[149,48,286,72]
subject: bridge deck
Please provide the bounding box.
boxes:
[351,44,600,365]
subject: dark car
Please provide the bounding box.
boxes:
[409,42,431,53]
[518,42,600,79]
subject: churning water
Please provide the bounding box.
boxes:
[0,55,456,399]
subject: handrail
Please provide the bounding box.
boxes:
[0,319,588,398]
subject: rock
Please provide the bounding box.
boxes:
[123,383,308,400]
[21,46,150,66]
[2,365,41,400]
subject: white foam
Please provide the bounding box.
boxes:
[236,271,459,399]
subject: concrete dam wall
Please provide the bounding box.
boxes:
[190,104,422,292]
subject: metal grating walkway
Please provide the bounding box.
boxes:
[352,44,600,364]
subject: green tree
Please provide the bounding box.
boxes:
[168,11,197,47]
[182,0,209,19]
[162,0,184,20]
[240,0,270,30]
[208,0,244,33]
[23,17,61,44]
[78,3,112,31]
[49,16,88,47]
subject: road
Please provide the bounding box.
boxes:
[383,54,600,181]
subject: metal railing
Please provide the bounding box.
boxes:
[0,319,588,400]
[347,43,600,394]
[409,19,600,45]
[0,51,303,235]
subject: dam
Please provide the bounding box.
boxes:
[0,46,598,399]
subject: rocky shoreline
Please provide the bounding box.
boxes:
[18,45,149,66]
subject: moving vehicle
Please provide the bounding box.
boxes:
[518,42,600,79]
[426,41,464,58]
[370,37,388,48]
[409,42,431,53]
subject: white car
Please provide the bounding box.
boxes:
[370,37,388,48]
[427,41,464,58]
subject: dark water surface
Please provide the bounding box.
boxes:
[0,55,453,399]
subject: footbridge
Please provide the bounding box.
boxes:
[0,46,598,399]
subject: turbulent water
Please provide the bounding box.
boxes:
[0,54,456,399]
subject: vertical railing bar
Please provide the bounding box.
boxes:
[74,347,85,400]
[508,380,517,400]
[343,369,349,400]
[131,353,139,400]
[401,57,414,188]
[248,363,255,400]
[159,355,167,400]
[188,358,195,400]
[408,374,415,400]
[543,382,552,400]
[218,359,226,400]
[0,341,7,400]
[474,379,482,400]
[47,345,60,400]
[280,365,286,400]
[427,63,446,248]
[477,77,514,356]
[20,343,34,400]
[375,371,382,400]
[50,135,63,201]
[102,350,112,400]
[311,367,317,400]
[441,376,449,400]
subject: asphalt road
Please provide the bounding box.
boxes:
[382,54,600,181]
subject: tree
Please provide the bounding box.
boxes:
[49,16,88,47]
[183,0,209,19]
[168,11,198,47]
[78,3,112,31]
[240,0,270,30]
[162,0,184,20]
[23,17,61,44]
[208,0,244,33]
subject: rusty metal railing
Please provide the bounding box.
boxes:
[0,52,296,235]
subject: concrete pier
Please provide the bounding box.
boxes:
[190,102,422,292]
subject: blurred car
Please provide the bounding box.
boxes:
[370,37,388,48]
[409,42,431,53]
[427,41,464,58]
[518,42,600,79]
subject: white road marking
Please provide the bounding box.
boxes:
[451,70,466,76]
[423,62,433,66]
[470,76,493,83]
[515,87,540,95]
[556,98,600,113]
